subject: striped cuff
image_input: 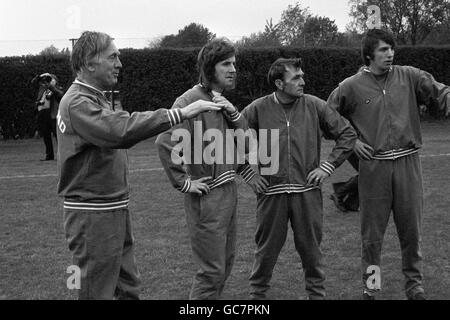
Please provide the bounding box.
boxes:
[319,161,335,176]
[179,179,191,193]
[167,109,183,127]
[238,165,256,183]
[228,110,241,122]
[207,170,236,190]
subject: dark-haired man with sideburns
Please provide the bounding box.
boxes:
[328,28,450,300]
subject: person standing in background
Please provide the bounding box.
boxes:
[32,72,63,161]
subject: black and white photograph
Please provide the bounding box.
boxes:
[0,0,449,308]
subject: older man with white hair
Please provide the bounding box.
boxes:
[57,30,223,300]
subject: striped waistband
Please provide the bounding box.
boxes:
[263,184,319,196]
[372,147,419,160]
[180,170,236,193]
[63,199,129,211]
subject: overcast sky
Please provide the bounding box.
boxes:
[0,0,352,57]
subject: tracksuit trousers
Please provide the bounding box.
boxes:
[184,182,238,300]
[64,207,141,299]
[359,153,424,297]
[249,190,325,299]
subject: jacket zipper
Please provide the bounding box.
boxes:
[281,107,292,188]
[370,69,392,153]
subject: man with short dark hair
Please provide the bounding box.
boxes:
[156,38,261,299]
[242,58,356,300]
[328,28,450,300]
[57,30,222,300]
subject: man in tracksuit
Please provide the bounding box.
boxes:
[241,58,357,300]
[57,31,222,300]
[327,29,450,300]
[156,38,261,300]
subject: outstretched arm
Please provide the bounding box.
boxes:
[416,68,450,118]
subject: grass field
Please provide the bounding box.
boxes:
[0,120,449,300]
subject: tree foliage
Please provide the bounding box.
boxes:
[278,2,311,46]
[39,45,70,56]
[236,19,282,48]
[157,23,215,48]
[348,0,450,45]
[275,2,340,47]
[303,16,339,47]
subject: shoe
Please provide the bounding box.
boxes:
[362,292,375,300]
[408,292,426,300]
[330,193,347,212]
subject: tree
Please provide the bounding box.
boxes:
[335,31,364,48]
[303,16,339,47]
[278,2,311,46]
[147,36,164,49]
[157,23,215,48]
[348,0,450,45]
[422,5,450,44]
[39,45,61,56]
[422,23,450,45]
[277,2,340,47]
[236,19,282,48]
[60,47,71,56]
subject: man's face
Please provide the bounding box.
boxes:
[370,40,394,72]
[212,56,236,91]
[280,66,305,98]
[90,41,122,90]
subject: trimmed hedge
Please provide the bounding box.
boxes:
[1,46,449,139]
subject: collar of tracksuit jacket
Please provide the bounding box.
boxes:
[73,78,108,98]
[362,66,392,93]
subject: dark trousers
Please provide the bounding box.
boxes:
[249,190,325,299]
[184,182,237,300]
[37,109,57,159]
[359,153,424,297]
[64,207,141,300]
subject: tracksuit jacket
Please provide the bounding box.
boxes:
[57,79,184,209]
[327,65,450,296]
[328,65,450,158]
[241,93,357,195]
[156,84,255,192]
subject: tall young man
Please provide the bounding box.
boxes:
[156,38,261,299]
[327,29,450,300]
[57,31,221,299]
[242,58,356,300]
